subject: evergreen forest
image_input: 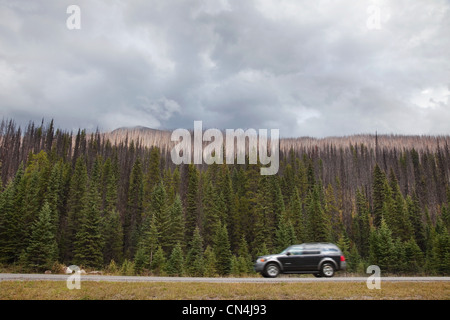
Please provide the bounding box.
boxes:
[0,119,449,275]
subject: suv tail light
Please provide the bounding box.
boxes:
[340,255,346,262]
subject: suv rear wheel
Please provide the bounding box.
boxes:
[320,263,335,277]
[264,263,280,278]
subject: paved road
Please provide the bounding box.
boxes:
[0,273,449,283]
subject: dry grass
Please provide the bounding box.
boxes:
[0,281,448,300]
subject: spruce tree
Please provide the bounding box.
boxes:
[237,235,253,273]
[404,237,424,273]
[406,193,426,252]
[44,161,63,235]
[166,243,184,276]
[185,164,199,244]
[73,183,104,269]
[369,219,395,273]
[213,223,232,276]
[125,157,144,259]
[354,189,370,258]
[230,255,240,276]
[186,227,205,276]
[372,164,387,228]
[202,181,221,248]
[133,244,148,275]
[0,167,26,263]
[151,182,171,252]
[306,185,329,242]
[275,211,297,252]
[167,194,185,252]
[102,208,124,265]
[144,147,161,210]
[137,215,159,268]
[150,245,166,275]
[289,187,306,243]
[25,202,58,271]
[203,245,217,277]
[65,157,88,262]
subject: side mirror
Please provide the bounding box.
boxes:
[286,252,292,256]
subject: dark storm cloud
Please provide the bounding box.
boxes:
[0,0,449,136]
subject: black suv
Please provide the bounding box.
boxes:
[254,243,346,278]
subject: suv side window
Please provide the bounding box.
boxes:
[290,250,303,256]
[303,249,320,254]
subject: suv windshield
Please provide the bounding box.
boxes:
[280,246,303,255]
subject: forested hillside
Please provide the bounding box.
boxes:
[0,119,449,275]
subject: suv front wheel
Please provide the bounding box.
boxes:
[320,263,335,277]
[264,263,280,278]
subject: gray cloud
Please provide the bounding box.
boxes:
[0,0,449,137]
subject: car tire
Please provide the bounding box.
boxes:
[313,273,322,278]
[320,263,335,277]
[264,263,280,278]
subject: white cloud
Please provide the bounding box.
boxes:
[0,0,449,136]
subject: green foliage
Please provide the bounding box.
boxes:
[213,223,232,276]
[167,195,185,252]
[203,245,217,277]
[369,219,395,273]
[150,245,166,275]
[125,157,144,259]
[167,243,184,276]
[186,227,205,276]
[1,122,449,276]
[185,164,200,244]
[306,185,330,242]
[73,183,104,269]
[275,212,297,252]
[25,202,58,271]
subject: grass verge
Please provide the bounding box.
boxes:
[0,280,449,300]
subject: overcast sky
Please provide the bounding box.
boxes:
[0,0,449,137]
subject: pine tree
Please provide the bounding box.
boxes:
[202,181,221,248]
[369,219,395,273]
[73,183,104,269]
[44,161,63,236]
[431,225,450,275]
[102,208,124,265]
[166,242,184,276]
[372,164,387,228]
[102,157,119,213]
[167,194,185,252]
[306,185,329,242]
[404,237,424,273]
[0,169,25,263]
[387,170,413,241]
[289,187,306,243]
[237,235,253,274]
[203,245,217,277]
[406,193,426,252]
[213,223,232,276]
[324,183,342,242]
[230,255,240,276]
[186,227,205,276]
[137,215,159,268]
[185,164,200,244]
[65,157,88,262]
[150,245,166,275]
[354,189,370,258]
[151,182,171,252]
[275,211,297,252]
[25,202,58,271]
[125,157,144,259]
[144,147,161,210]
[133,244,148,275]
